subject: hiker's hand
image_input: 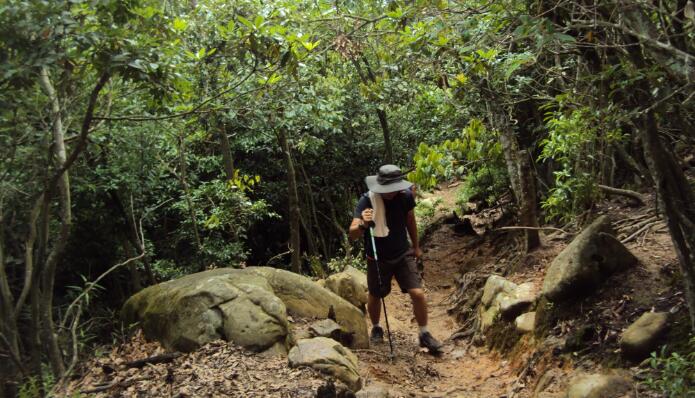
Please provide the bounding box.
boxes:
[413,246,423,259]
[361,208,374,225]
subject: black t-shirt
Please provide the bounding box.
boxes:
[353,190,416,260]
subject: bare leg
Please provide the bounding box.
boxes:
[408,288,428,327]
[367,293,382,325]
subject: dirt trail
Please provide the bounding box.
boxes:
[355,220,518,397]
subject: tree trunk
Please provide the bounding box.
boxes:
[624,37,695,330]
[493,114,522,203]
[177,134,204,270]
[38,66,68,377]
[517,150,541,252]
[218,124,235,181]
[122,235,142,293]
[638,111,695,331]
[277,130,302,273]
[298,160,329,259]
[0,203,20,397]
[351,57,394,163]
[491,106,540,252]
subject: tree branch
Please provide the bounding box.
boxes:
[598,184,646,205]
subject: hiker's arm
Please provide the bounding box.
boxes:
[406,210,422,258]
[348,209,373,241]
[349,218,365,241]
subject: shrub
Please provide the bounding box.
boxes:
[644,337,695,397]
[455,163,509,211]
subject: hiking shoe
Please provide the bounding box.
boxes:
[419,331,443,353]
[370,326,384,343]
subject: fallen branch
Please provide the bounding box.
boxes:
[81,381,118,394]
[617,216,658,234]
[495,226,570,235]
[621,221,659,244]
[598,184,646,205]
[124,352,182,369]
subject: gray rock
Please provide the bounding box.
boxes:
[566,372,632,398]
[121,268,287,352]
[249,267,368,348]
[310,319,344,339]
[515,312,536,334]
[482,275,518,307]
[324,266,368,310]
[620,312,669,360]
[542,216,637,302]
[500,282,537,320]
[288,337,362,391]
[533,368,564,398]
[479,275,538,332]
[122,267,369,352]
[356,382,396,398]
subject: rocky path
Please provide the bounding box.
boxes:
[355,222,519,397]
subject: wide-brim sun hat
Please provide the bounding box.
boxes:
[365,164,413,193]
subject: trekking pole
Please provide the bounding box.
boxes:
[369,226,396,360]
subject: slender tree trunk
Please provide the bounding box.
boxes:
[0,201,20,397]
[277,130,301,273]
[108,191,155,285]
[298,160,329,259]
[218,124,235,181]
[517,151,541,252]
[350,57,394,163]
[177,134,204,270]
[122,235,142,293]
[29,283,43,390]
[38,67,68,377]
[490,105,540,252]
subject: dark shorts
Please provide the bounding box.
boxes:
[366,251,422,298]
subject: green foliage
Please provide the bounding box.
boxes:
[326,248,366,274]
[539,100,623,222]
[172,177,277,268]
[409,119,503,190]
[455,163,509,210]
[18,365,55,398]
[644,337,695,397]
[415,197,443,236]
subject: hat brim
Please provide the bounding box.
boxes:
[365,175,413,193]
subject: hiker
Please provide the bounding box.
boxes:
[348,164,442,353]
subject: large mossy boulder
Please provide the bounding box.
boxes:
[289,337,362,391]
[542,216,637,302]
[122,267,369,352]
[121,268,287,353]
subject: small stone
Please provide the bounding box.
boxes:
[288,337,362,391]
[355,382,392,397]
[482,275,518,306]
[500,282,537,320]
[620,312,669,360]
[310,319,344,338]
[566,372,632,398]
[515,312,536,334]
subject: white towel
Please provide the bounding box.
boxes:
[368,191,389,237]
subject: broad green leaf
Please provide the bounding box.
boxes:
[238,16,254,30]
[172,17,187,32]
